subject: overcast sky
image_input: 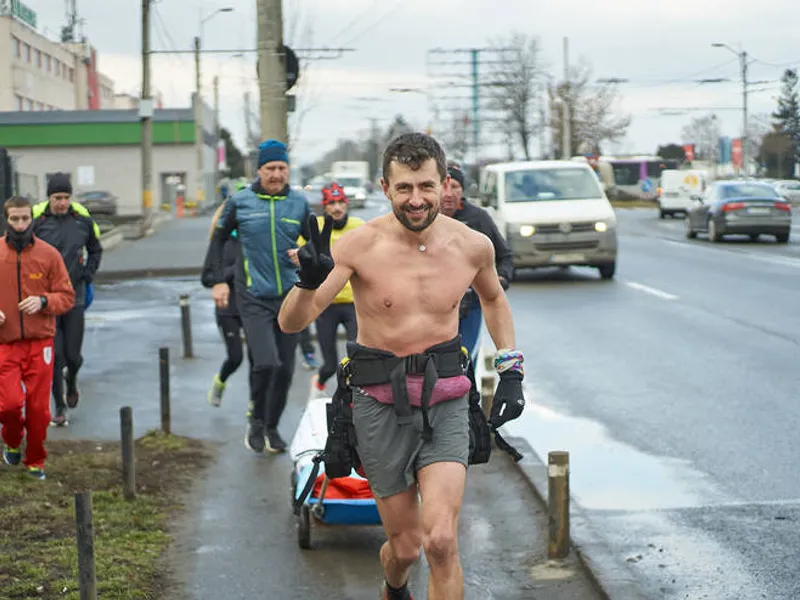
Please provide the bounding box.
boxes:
[29,0,800,166]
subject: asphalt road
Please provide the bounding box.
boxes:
[503,207,800,599]
[51,274,601,600]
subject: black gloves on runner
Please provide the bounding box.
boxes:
[296,214,335,290]
[489,371,525,429]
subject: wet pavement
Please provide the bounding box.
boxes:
[52,275,603,600]
[501,208,800,600]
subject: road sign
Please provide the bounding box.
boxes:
[641,178,654,193]
[256,45,300,91]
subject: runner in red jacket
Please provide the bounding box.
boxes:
[0,196,75,480]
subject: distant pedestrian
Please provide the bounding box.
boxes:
[0,196,75,480]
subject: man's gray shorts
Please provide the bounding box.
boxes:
[351,388,469,499]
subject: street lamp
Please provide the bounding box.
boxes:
[193,6,234,208]
[712,42,749,175]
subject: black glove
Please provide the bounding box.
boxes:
[489,371,525,429]
[459,288,478,319]
[296,214,334,290]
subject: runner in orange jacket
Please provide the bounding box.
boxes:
[0,196,75,480]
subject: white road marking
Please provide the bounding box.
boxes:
[625,281,679,300]
[660,238,800,269]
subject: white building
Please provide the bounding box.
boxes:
[0,5,115,112]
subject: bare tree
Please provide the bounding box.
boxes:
[680,114,721,161]
[746,113,772,164]
[444,112,470,163]
[486,33,544,160]
[550,59,631,156]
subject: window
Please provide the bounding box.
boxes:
[23,43,30,63]
[55,60,60,76]
[36,102,43,111]
[69,68,75,83]
[25,99,33,111]
[721,183,779,199]
[45,55,51,72]
[610,162,641,186]
[35,49,41,68]
[504,167,603,202]
[13,37,21,58]
[15,95,23,110]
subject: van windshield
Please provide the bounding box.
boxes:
[504,168,603,202]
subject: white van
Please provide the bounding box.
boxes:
[658,169,708,218]
[478,161,618,279]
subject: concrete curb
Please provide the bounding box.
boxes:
[94,266,202,283]
[504,435,649,600]
[99,228,125,252]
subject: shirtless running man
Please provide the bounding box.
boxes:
[278,132,526,600]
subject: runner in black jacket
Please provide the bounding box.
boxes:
[441,165,513,359]
[32,173,102,425]
[202,204,250,408]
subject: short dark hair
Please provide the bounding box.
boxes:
[4,195,32,219]
[382,132,447,184]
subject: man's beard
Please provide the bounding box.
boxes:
[392,203,438,233]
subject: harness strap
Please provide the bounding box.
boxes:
[419,357,439,442]
[293,453,322,516]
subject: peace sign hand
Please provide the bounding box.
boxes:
[296,214,335,290]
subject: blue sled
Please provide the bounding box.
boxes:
[292,462,382,549]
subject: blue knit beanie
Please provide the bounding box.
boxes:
[258,139,289,167]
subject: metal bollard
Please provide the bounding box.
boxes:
[547,450,571,559]
[120,407,136,500]
[159,346,171,435]
[179,294,193,358]
[74,491,97,600]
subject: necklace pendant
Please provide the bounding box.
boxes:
[419,244,426,252]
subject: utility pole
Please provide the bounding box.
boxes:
[426,47,513,167]
[562,36,572,160]
[740,50,749,176]
[140,0,153,236]
[193,36,204,208]
[470,49,479,165]
[244,90,254,178]
[257,0,287,143]
[213,75,220,185]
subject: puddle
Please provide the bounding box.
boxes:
[504,392,732,512]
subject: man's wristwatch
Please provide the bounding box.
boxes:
[39,295,48,310]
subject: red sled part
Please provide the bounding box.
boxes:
[312,473,373,500]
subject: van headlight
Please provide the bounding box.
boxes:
[519,225,536,237]
[594,221,608,233]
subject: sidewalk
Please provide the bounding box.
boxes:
[53,275,606,599]
[95,214,214,281]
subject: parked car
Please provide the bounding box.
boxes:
[684,180,792,243]
[478,160,618,279]
[75,190,118,217]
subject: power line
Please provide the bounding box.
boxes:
[323,0,383,46]
[340,0,408,47]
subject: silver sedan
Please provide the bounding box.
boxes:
[685,180,792,243]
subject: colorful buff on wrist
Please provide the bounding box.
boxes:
[495,349,524,376]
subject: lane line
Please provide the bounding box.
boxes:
[659,238,800,269]
[624,281,679,300]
